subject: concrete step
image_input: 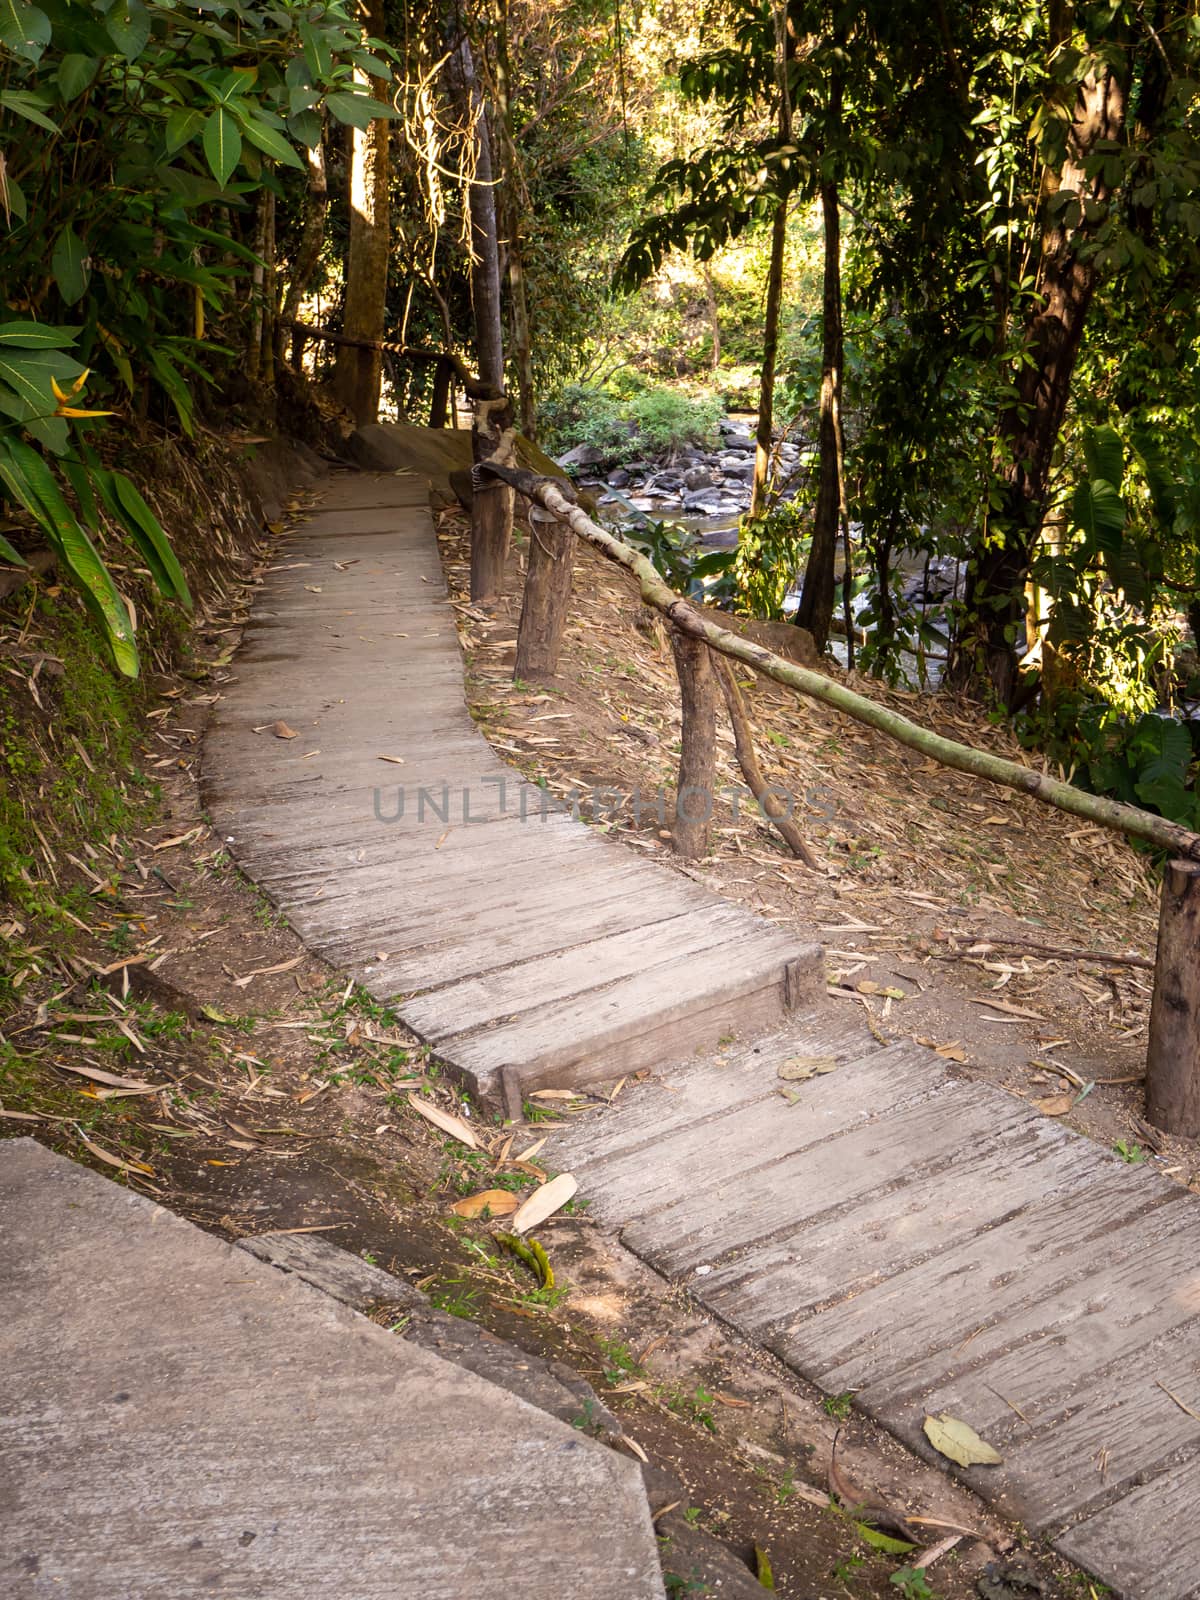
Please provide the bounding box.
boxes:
[0,1138,665,1600]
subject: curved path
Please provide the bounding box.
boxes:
[205,458,1200,1599]
[203,469,821,1110]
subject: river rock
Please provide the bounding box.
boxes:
[559,443,606,468]
[606,468,631,488]
[683,465,719,491]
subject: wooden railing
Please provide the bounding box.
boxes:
[473,455,1200,1139]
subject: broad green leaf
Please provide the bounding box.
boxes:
[1130,425,1177,533]
[165,106,205,155]
[1133,714,1192,787]
[299,20,332,83]
[203,107,241,188]
[352,51,392,79]
[58,53,100,100]
[0,0,51,63]
[51,226,89,306]
[0,88,60,132]
[1071,477,1125,558]
[106,0,150,61]
[236,111,304,169]
[286,109,323,148]
[1083,425,1124,493]
[0,439,138,675]
[922,1412,1002,1468]
[325,90,393,129]
[0,532,27,566]
[0,321,79,349]
[112,471,192,606]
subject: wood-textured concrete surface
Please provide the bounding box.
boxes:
[545,1019,1200,1600]
[203,471,821,1103]
[0,1138,665,1600]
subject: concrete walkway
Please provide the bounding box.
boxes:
[201,456,1200,1598]
[1,1137,664,1600]
[203,471,821,1109]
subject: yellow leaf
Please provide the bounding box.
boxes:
[450,1188,519,1219]
[923,1412,1002,1468]
[55,406,115,419]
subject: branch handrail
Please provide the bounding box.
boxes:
[473,458,1200,865]
[280,318,500,400]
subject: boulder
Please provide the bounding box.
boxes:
[683,465,719,491]
[558,443,607,468]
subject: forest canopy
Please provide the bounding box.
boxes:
[2,0,1200,826]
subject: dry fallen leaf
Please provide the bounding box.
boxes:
[915,1037,969,1063]
[923,1412,1002,1468]
[969,997,1045,1021]
[54,1062,156,1091]
[1033,1093,1074,1116]
[450,1188,519,1219]
[406,1092,477,1149]
[857,980,906,1000]
[511,1172,578,1234]
[273,720,299,739]
[377,754,406,765]
[778,1054,838,1081]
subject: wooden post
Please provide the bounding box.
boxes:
[1147,859,1200,1135]
[711,654,819,869]
[670,629,718,859]
[470,395,515,605]
[515,507,573,681]
[429,357,452,429]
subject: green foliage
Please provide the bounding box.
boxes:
[622,515,736,598]
[889,1569,936,1600]
[542,381,721,463]
[734,501,808,619]
[0,0,392,673]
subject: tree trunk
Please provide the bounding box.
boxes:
[282,130,329,365]
[1147,859,1200,1135]
[470,394,514,604]
[795,176,843,652]
[670,630,719,859]
[750,198,787,520]
[492,0,536,437]
[333,2,391,425]
[453,35,505,393]
[260,186,276,388]
[447,26,513,596]
[950,60,1128,703]
[429,358,452,428]
[515,507,573,679]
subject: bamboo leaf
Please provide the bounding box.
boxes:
[111,470,192,606]
[0,440,138,676]
[0,321,80,349]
